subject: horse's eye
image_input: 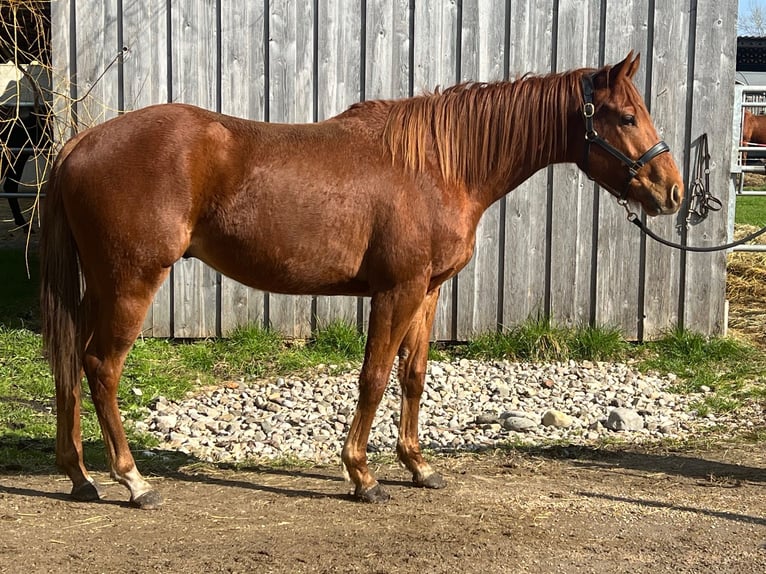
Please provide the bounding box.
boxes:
[622,114,636,126]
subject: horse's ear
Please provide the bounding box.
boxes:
[611,51,640,81]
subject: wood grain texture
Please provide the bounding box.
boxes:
[593,0,649,338]
[641,1,690,339]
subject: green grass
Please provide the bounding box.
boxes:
[638,327,766,415]
[735,195,766,227]
[463,317,628,362]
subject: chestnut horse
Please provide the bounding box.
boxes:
[40,52,683,508]
[742,109,766,163]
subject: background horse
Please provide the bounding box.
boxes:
[40,52,683,509]
[741,109,766,165]
[0,102,50,229]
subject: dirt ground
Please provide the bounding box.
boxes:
[0,447,765,574]
[2,198,766,573]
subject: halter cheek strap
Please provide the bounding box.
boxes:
[580,73,670,201]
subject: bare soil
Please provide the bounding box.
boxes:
[0,448,765,574]
[2,199,766,573]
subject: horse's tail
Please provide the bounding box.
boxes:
[40,137,85,423]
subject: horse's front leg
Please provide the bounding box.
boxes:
[396,287,446,489]
[341,281,427,503]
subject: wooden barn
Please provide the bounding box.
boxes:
[8,0,739,341]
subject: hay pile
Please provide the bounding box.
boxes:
[727,224,766,348]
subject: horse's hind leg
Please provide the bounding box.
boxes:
[83,273,169,509]
[396,288,446,489]
[55,291,103,501]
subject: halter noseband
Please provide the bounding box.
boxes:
[580,73,670,202]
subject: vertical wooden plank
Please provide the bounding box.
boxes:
[549,0,601,329]
[642,2,690,339]
[122,1,172,337]
[361,0,411,334]
[412,0,458,340]
[682,0,737,334]
[365,0,410,100]
[219,1,267,335]
[73,0,119,128]
[170,0,219,338]
[502,0,553,329]
[314,0,362,330]
[121,1,168,111]
[50,0,73,145]
[455,0,506,339]
[268,0,314,338]
[593,1,650,339]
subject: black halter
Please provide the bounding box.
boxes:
[580,73,670,201]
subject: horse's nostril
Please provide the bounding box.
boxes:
[671,184,681,205]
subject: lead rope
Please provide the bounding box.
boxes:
[622,133,766,253]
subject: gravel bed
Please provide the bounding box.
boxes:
[135,358,738,465]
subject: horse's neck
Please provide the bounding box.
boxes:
[475,96,579,211]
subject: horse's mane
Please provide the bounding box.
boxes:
[382,70,586,187]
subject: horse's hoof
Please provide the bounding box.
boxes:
[70,480,104,502]
[131,490,163,510]
[355,483,391,503]
[414,472,447,490]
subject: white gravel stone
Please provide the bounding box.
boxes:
[136,359,719,464]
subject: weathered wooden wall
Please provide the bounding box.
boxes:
[49,0,738,340]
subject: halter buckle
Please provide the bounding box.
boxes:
[583,102,595,118]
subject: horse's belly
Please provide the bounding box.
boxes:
[192,237,372,297]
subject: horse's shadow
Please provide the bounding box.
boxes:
[0,437,413,504]
[1,438,764,509]
[508,442,766,484]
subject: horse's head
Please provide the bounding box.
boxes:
[576,52,684,216]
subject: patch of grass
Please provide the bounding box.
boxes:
[637,327,765,415]
[465,316,569,361]
[304,320,366,364]
[214,325,285,377]
[735,195,766,227]
[212,321,365,378]
[569,325,629,361]
[428,344,450,362]
[120,338,205,419]
[638,328,752,392]
[464,318,628,363]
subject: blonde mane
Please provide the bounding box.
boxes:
[383,70,585,188]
